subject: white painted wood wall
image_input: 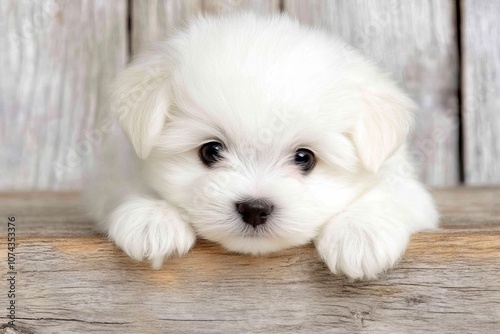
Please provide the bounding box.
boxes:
[1,0,498,190]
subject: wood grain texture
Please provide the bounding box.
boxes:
[0,0,128,191]
[0,326,19,334]
[461,0,500,185]
[0,188,499,333]
[284,0,460,187]
[1,234,500,334]
[131,0,280,55]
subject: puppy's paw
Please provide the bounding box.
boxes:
[315,214,410,280]
[107,198,196,269]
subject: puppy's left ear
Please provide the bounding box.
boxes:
[352,85,416,173]
[110,54,172,159]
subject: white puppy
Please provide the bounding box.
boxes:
[85,13,438,279]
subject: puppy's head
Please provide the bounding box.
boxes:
[111,14,415,254]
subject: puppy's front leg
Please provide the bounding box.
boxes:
[315,180,438,280]
[107,197,196,269]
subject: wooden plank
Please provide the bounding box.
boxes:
[0,233,499,332]
[461,0,500,185]
[0,0,128,191]
[202,0,279,14]
[431,187,499,228]
[0,192,92,237]
[284,0,460,187]
[131,0,280,55]
[0,188,499,332]
[131,0,203,55]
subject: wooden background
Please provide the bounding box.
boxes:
[1,0,499,190]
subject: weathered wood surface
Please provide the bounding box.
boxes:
[131,0,280,54]
[461,0,500,185]
[0,188,499,333]
[2,1,500,192]
[284,0,460,187]
[0,0,128,191]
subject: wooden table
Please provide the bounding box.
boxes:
[0,188,499,333]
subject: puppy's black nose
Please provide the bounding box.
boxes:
[236,199,274,228]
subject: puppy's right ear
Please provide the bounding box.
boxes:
[110,54,172,159]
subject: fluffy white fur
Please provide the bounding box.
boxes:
[84,13,438,279]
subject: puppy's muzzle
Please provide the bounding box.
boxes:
[236,199,274,228]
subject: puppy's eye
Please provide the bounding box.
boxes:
[199,141,224,167]
[294,148,316,173]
